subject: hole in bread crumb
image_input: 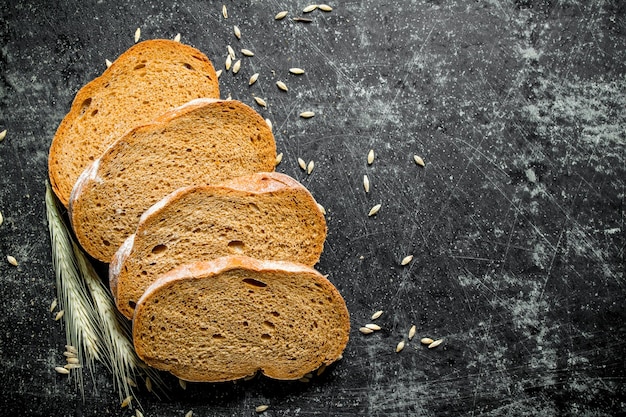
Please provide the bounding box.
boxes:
[134,63,146,70]
[183,63,195,70]
[249,203,260,213]
[151,244,167,255]
[102,239,110,247]
[242,321,249,327]
[271,311,280,317]
[243,278,267,288]
[212,333,226,339]
[91,109,98,116]
[261,333,272,340]
[227,240,245,254]
[263,321,275,329]
[128,301,136,309]
[79,98,92,115]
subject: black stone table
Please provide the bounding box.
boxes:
[1,1,624,415]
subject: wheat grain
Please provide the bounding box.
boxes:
[317,203,326,215]
[0,210,3,227]
[55,310,65,321]
[66,357,80,364]
[222,4,228,18]
[241,48,254,57]
[275,152,283,165]
[121,395,133,408]
[0,129,6,141]
[254,96,267,108]
[174,33,181,42]
[428,339,444,349]
[303,5,318,13]
[105,59,113,68]
[359,327,374,334]
[225,54,232,70]
[420,337,434,345]
[136,410,144,417]
[401,255,413,265]
[232,59,241,74]
[7,255,17,266]
[249,72,259,85]
[300,111,315,118]
[234,25,241,39]
[317,364,327,376]
[266,119,274,132]
[414,155,425,167]
[307,160,315,174]
[55,366,70,375]
[408,325,416,340]
[185,411,193,417]
[275,11,288,20]
[216,69,222,79]
[371,310,383,320]
[365,323,381,331]
[289,67,305,74]
[256,405,269,413]
[396,340,405,352]
[363,175,370,192]
[368,204,381,216]
[276,81,288,91]
[319,4,333,11]
[179,378,187,390]
[134,28,140,43]
[368,149,375,164]
[298,158,307,170]
[227,45,235,59]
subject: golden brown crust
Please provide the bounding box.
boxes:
[132,256,350,382]
[49,39,220,206]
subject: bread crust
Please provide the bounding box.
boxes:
[132,255,350,382]
[110,172,326,319]
[49,39,220,206]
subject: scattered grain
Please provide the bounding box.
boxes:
[275,11,288,20]
[420,337,434,345]
[368,204,381,216]
[299,376,311,382]
[134,28,141,43]
[55,366,70,375]
[55,310,65,321]
[222,4,228,19]
[105,59,113,68]
[227,45,235,59]
[396,340,405,353]
[66,357,80,364]
[49,298,57,313]
[276,80,288,91]
[408,325,416,340]
[401,255,414,265]
[63,351,77,358]
[249,72,259,85]
[371,310,383,320]
[303,4,318,13]
[0,129,6,141]
[7,255,17,266]
[234,25,241,39]
[289,67,305,74]
[216,69,223,79]
[225,54,232,70]
[367,149,375,164]
[359,327,374,335]
[319,4,333,11]
[125,376,137,387]
[317,364,327,376]
[428,338,444,349]
[64,344,77,353]
[363,174,370,193]
[307,160,315,175]
[275,152,282,165]
[232,59,241,74]
[121,395,133,408]
[267,119,274,132]
[241,48,254,57]
[414,154,425,167]
[64,363,82,370]
[254,96,267,108]
[317,203,326,215]
[256,405,269,413]
[365,323,381,331]
[174,33,181,42]
[145,376,153,392]
[298,158,307,170]
[300,111,315,118]
[179,378,187,390]
[185,410,193,417]
[136,410,144,417]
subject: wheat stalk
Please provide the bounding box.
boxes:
[45,182,103,396]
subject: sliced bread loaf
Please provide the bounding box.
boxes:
[48,39,220,207]
[132,255,350,382]
[69,98,276,263]
[109,172,327,319]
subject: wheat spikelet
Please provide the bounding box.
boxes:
[45,182,103,396]
[73,242,165,402]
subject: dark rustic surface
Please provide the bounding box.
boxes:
[1,0,624,416]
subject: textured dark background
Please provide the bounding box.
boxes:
[0,0,624,416]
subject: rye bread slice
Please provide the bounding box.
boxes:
[69,98,276,263]
[109,172,327,319]
[48,39,220,207]
[132,255,350,382]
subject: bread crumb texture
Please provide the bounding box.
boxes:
[132,256,350,382]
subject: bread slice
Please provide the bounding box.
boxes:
[132,255,350,382]
[69,98,276,263]
[109,172,327,319]
[49,39,220,207]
